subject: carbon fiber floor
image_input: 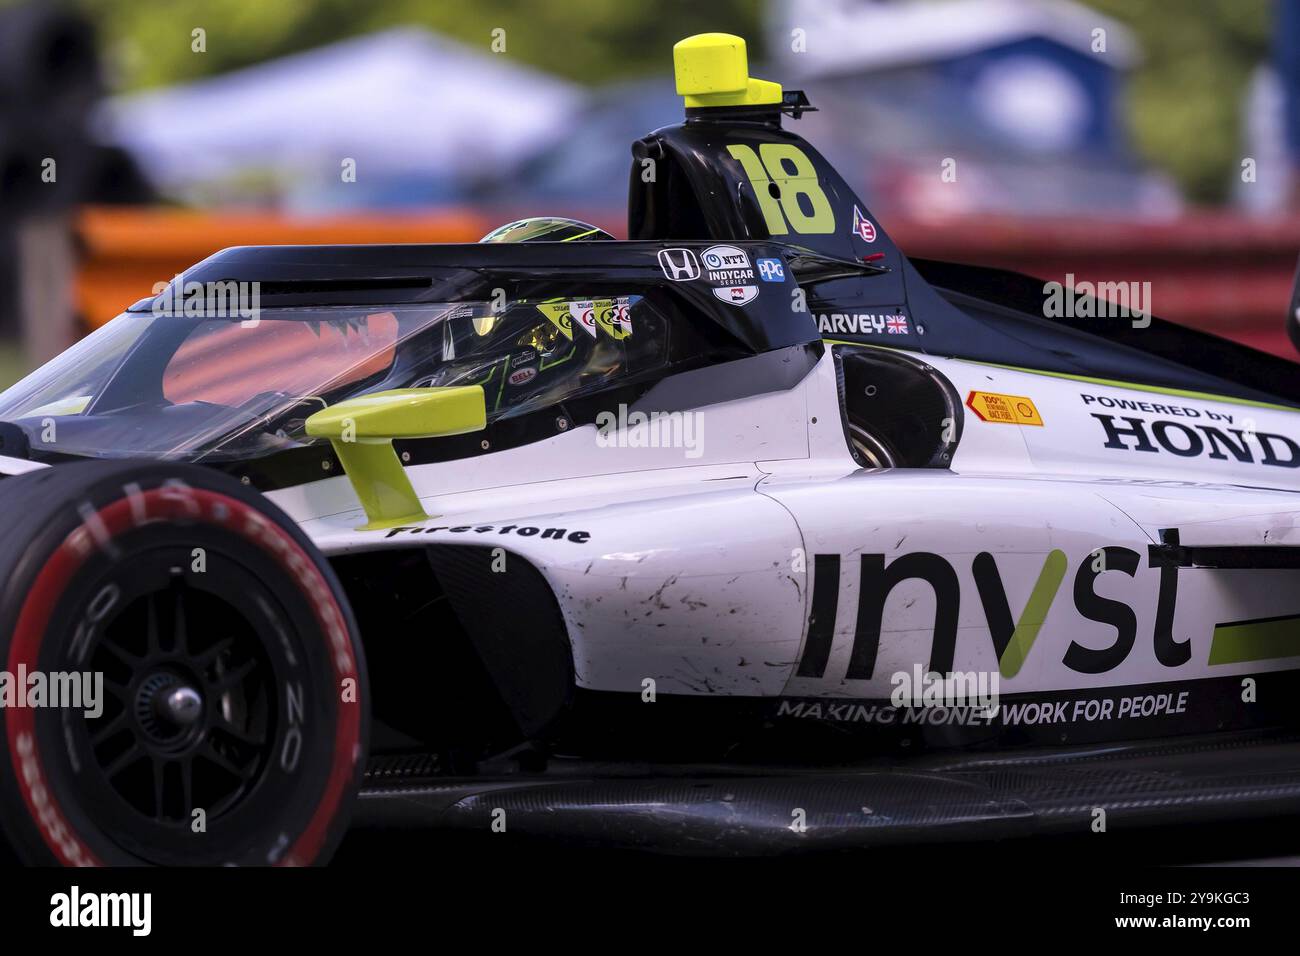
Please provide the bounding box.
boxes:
[354,730,1300,855]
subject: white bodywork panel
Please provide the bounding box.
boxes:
[21,347,1292,702]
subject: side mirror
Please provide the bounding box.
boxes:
[305,386,486,530]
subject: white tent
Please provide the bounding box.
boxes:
[768,0,1138,77]
[97,27,583,207]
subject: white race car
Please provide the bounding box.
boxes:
[1,34,1298,864]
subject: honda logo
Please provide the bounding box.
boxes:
[657,248,700,282]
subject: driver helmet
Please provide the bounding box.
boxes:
[479,217,615,243]
[405,219,634,416]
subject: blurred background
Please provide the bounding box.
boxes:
[2,0,1299,386]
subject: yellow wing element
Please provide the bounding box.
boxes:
[305,386,486,530]
[673,33,782,109]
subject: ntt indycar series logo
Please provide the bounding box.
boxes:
[656,246,759,306]
[700,244,754,283]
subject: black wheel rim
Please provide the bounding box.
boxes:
[34,527,330,866]
[87,569,273,823]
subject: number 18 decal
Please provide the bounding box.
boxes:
[726,143,835,236]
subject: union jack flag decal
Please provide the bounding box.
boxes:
[886,315,909,334]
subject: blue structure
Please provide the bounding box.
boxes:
[1276,0,1300,166]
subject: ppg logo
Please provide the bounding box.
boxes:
[657,248,701,282]
[756,258,785,282]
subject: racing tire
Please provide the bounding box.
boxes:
[0,460,368,865]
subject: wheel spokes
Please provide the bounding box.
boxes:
[99,637,141,670]
[90,712,128,746]
[171,581,189,655]
[213,715,266,748]
[150,756,167,820]
[211,658,257,692]
[80,558,276,829]
[201,740,256,782]
[196,636,236,668]
[103,746,146,781]
[180,755,194,819]
[145,591,161,656]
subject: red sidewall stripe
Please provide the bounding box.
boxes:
[5,485,361,866]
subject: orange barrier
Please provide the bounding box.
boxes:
[74,206,493,329]
[75,206,1300,358]
[892,214,1300,358]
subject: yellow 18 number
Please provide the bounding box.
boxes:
[726,143,836,235]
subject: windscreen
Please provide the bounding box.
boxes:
[0,293,667,462]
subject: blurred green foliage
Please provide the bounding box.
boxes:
[0,343,29,390]
[1089,0,1271,202]
[74,0,765,89]
[51,0,1280,203]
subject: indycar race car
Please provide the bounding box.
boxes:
[2,33,1300,865]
